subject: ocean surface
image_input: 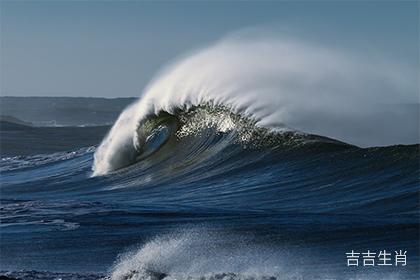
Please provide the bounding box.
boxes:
[1,37,419,280]
[0,104,419,280]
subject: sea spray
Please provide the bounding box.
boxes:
[93,35,416,176]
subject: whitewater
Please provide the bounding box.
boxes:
[92,35,417,176]
[1,34,418,280]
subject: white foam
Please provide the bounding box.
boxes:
[93,34,416,176]
[107,229,406,280]
[108,230,286,280]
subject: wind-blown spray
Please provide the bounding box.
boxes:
[93,36,416,176]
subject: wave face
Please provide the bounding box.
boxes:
[1,37,419,280]
[94,104,349,176]
[92,36,417,176]
[1,126,419,279]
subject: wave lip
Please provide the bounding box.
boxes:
[92,35,416,176]
[92,103,350,176]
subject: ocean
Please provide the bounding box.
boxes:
[1,37,419,280]
[1,104,419,280]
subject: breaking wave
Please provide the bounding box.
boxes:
[2,33,419,280]
[92,35,415,176]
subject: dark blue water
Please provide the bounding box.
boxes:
[0,117,419,279]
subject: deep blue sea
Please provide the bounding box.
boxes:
[0,106,419,280]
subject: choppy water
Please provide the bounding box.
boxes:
[1,105,419,280]
[1,36,419,280]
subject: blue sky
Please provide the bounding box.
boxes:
[1,0,418,98]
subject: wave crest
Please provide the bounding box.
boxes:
[92,35,415,176]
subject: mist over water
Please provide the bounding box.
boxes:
[109,230,288,280]
[108,228,411,280]
[1,31,418,280]
[93,34,417,176]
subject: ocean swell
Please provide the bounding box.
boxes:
[92,35,416,176]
